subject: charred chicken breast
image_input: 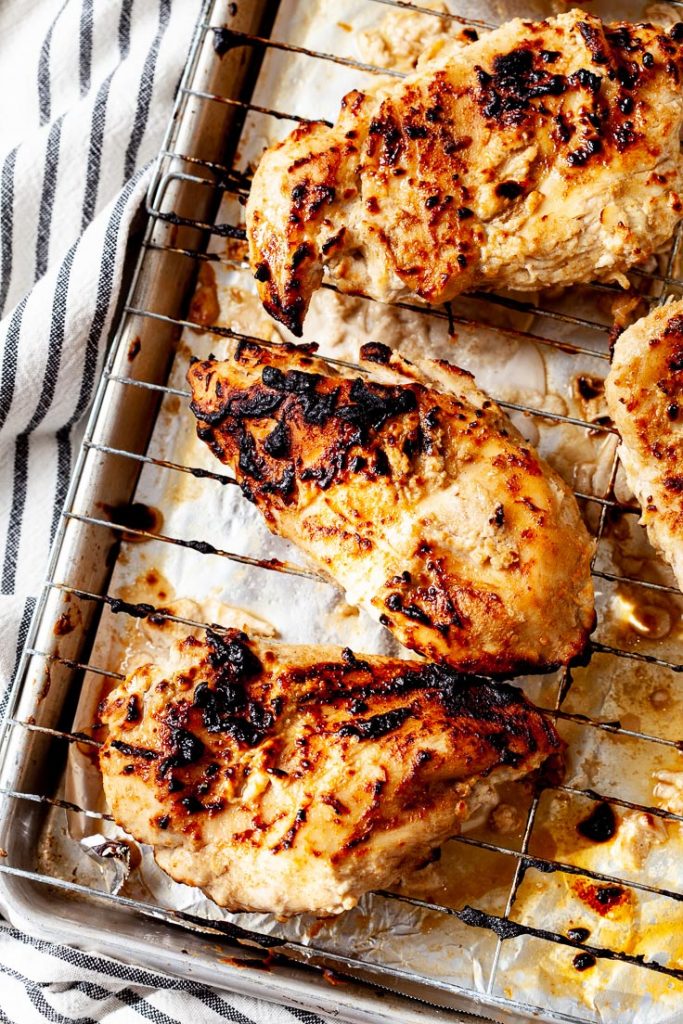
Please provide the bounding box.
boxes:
[247,10,683,335]
[188,341,595,674]
[99,629,562,916]
[606,298,683,589]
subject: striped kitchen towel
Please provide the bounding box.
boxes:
[0,1,330,1021]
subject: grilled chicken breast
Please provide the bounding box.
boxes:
[187,341,595,674]
[99,629,562,916]
[606,298,683,588]
[247,10,683,335]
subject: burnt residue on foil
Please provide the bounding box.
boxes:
[458,904,683,981]
[100,502,164,541]
[577,802,619,843]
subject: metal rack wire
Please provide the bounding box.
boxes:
[4,2,683,1023]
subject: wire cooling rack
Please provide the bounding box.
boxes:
[3,2,683,1023]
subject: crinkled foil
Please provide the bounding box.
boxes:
[37,1,683,1021]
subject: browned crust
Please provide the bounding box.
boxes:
[247,14,683,334]
[187,342,594,675]
[100,630,564,845]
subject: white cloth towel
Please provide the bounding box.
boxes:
[0,2,331,1021]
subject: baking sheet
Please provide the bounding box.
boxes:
[36,1,683,1021]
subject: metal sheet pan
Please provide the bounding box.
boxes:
[3,2,683,1022]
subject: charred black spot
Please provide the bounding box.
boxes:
[668,403,680,421]
[606,27,636,51]
[664,316,683,341]
[477,48,570,125]
[156,815,170,830]
[159,728,205,776]
[386,593,403,611]
[368,115,404,166]
[594,885,625,906]
[336,378,418,441]
[180,795,205,814]
[642,51,654,68]
[206,630,262,680]
[576,375,604,400]
[569,68,602,93]
[541,50,560,63]
[262,365,322,395]
[671,23,683,43]
[442,134,473,155]
[230,389,284,419]
[435,670,524,719]
[493,48,533,78]
[405,124,428,139]
[567,927,591,943]
[321,228,346,255]
[339,648,371,673]
[339,706,413,740]
[360,341,392,365]
[664,475,683,492]
[216,718,263,746]
[573,953,596,971]
[578,21,609,64]
[425,194,440,209]
[458,206,474,219]
[291,242,313,268]
[553,113,573,143]
[254,262,270,283]
[261,464,296,498]
[616,62,640,89]
[291,183,335,218]
[577,801,617,843]
[111,740,158,760]
[492,503,505,527]
[614,122,636,150]
[291,182,307,204]
[247,700,275,731]
[486,731,523,766]
[196,678,243,717]
[300,454,343,490]
[566,137,603,166]
[300,387,339,425]
[263,420,291,458]
[618,95,634,114]
[274,808,308,852]
[125,695,141,724]
[402,603,431,625]
[373,449,390,476]
[190,400,229,427]
[238,431,265,480]
[495,180,524,200]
